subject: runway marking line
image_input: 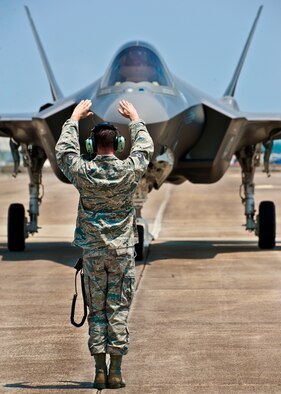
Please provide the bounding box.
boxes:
[150,184,172,240]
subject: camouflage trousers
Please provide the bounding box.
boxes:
[82,247,135,356]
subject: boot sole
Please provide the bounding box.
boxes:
[107,383,126,389]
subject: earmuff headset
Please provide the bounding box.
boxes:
[85,122,125,155]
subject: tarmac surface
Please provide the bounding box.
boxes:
[0,166,281,393]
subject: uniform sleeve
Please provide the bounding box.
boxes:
[55,118,87,187]
[126,120,154,180]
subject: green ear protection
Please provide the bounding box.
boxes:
[85,122,125,155]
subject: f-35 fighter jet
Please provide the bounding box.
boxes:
[0,6,279,258]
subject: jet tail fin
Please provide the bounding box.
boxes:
[223,5,263,98]
[24,6,63,101]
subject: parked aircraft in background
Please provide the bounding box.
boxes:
[0,5,280,259]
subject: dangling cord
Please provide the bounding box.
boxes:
[70,258,88,327]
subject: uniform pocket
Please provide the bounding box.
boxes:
[120,276,135,307]
[87,275,107,312]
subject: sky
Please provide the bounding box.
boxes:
[0,0,281,114]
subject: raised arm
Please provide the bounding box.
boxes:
[55,100,93,185]
[118,100,154,178]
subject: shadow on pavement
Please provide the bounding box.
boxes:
[1,239,279,267]
[148,239,281,261]
[0,241,145,267]
[4,381,93,390]
[0,242,81,267]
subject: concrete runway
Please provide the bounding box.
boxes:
[0,166,281,393]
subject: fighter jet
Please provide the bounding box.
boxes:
[0,5,280,259]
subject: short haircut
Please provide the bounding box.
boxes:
[95,129,116,149]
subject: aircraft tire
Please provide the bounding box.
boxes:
[135,224,144,261]
[258,201,276,249]
[8,203,26,252]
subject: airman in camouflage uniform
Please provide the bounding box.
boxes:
[55,99,154,389]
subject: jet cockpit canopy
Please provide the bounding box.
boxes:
[100,41,173,88]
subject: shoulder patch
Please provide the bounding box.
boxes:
[65,153,75,164]
[131,152,144,160]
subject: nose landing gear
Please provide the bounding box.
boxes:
[133,179,152,261]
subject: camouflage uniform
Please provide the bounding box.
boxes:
[55,118,154,355]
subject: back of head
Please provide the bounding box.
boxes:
[85,122,125,155]
[95,128,116,150]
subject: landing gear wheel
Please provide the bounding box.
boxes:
[258,201,276,249]
[8,203,26,251]
[135,224,144,261]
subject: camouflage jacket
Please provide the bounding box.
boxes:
[55,119,154,249]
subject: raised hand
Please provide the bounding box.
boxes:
[118,100,139,121]
[71,99,94,121]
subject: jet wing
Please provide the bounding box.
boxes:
[201,99,281,148]
[0,99,77,181]
[0,113,36,139]
[237,113,281,145]
[174,97,281,184]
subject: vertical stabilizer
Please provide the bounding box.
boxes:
[223,5,263,98]
[25,6,63,101]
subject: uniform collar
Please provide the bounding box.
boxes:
[95,154,117,160]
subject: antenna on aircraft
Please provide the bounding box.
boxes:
[24,6,63,101]
[223,5,263,98]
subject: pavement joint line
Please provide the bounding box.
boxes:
[150,184,172,239]
[135,184,172,293]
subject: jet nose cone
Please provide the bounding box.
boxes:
[95,91,171,124]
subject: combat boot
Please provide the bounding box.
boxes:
[93,353,107,389]
[108,355,126,389]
